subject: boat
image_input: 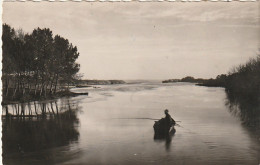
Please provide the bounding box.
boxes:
[153,118,176,138]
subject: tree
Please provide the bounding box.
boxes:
[2,24,81,102]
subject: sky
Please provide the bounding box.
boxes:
[3,2,259,80]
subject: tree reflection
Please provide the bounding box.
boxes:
[225,90,260,129]
[2,99,80,165]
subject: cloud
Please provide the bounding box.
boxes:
[2,2,259,79]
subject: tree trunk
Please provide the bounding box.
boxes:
[45,80,49,97]
[47,104,51,113]
[14,104,18,115]
[17,104,20,116]
[17,73,21,94]
[34,79,38,95]
[54,74,59,94]
[40,103,45,116]
[49,75,55,94]
[28,77,32,94]
[5,77,9,97]
[55,101,59,115]
[67,82,70,90]
[22,82,26,96]
[50,102,55,115]
[34,101,38,115]
[12,82,18,99]
[5,105,9,116]
[28,83,31,94]
[34,84,37,95]
[40,81,45,96]
[28,102,32,115]
[21,103,25,117]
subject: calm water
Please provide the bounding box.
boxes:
[2,82,260,165]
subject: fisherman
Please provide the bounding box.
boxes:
[164,109,176,128]
[153,109,176,137]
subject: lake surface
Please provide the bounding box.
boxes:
[2,82,260,165]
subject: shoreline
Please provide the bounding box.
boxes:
[2,80,126,105]
[195,83,225,88]
[2,90,88,105]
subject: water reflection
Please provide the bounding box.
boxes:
[2,99,80,165]
[154,127,176,151]
[3,83,260,165]
[225,90,260,129]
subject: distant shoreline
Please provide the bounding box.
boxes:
[162,76,227,88]
[76,79,125,86]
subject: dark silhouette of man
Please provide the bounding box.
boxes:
[164,109,175,131]
[153,109,176,138]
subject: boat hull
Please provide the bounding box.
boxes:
[153,118,175,138]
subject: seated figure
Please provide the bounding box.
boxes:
[153,109,176,137]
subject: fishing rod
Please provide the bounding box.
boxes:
[115,117,201,139]
[114,117,181,122]
[116,117,209,147]
[174,123,184,128]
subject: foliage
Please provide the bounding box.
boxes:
[2,24,81,101]
[225,54,260,102]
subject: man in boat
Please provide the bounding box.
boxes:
[164,109,176,131]
[153,109,176,136]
